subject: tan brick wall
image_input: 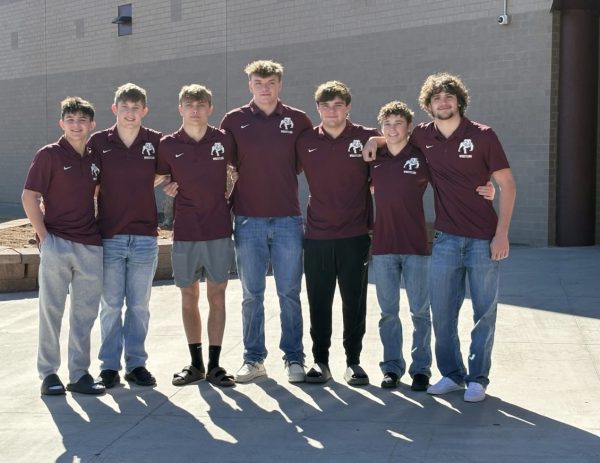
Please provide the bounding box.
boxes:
[0,240,174,293]
[0,0,572,245]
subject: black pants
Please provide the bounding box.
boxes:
[303,234,370,366]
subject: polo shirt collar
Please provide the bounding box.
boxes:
[317,119,353,140]
[58,136,86,159]
[106,124,150,146]
[378,142,412,160]
[432,116,471,141]
[175,126,216,144]
[249,100,284,117]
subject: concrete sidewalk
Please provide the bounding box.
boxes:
[0,245,599,462]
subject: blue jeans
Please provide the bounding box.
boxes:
[373,254,431,378]
[429,231,499,387]
[234,216,304,364]
[99,234,158,372]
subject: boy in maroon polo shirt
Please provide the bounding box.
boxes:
[220,60,312,383]
[156,84,236,387]
[296,81,378,386]
[22,97,105,396]
[369,101,432,391]
[364,73,516,402]
[89,83,162,389]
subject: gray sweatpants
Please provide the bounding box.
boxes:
[37,234,103,383]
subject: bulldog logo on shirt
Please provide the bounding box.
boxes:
[348,139,363,157]
[280,117,294,134]
[458,138,474,158]
[142,142,156,159]
[403,157,419,174]
[91,163,100,181]
[211,142,225,160]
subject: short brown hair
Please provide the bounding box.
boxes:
[60,96,95,120]
[418,72,469,117]
[114,82,147,107]
[314,81,351,105]
[244,60,284,80]
[377,100,414,125]
[178,84,212,106]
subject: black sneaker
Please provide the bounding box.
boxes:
[381,372,400,389]
[411,373,430,391]
[124,366,156,386]
[98,369,120,389]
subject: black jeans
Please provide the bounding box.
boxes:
[303,234,370,366]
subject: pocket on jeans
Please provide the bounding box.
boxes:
[234,215,248,227]
[39,233,52,252]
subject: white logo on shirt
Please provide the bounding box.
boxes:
[403,158,419,170]
[279,117,294,134]
[63,165,72,171]
[458,138,474,158]
[403,157,419,174]
[102,149,112,154]
[211,142,225,160]
[241,124,250,129]
[308,148,317,153]
[91,163,100,181]
[142,142,156,159]
[348,139,363,157]
[175,152,184,158]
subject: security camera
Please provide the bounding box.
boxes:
[497,14,510,25]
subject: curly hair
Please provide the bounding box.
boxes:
[244,60,284,80]
[377,100,414,125]
[314,80,352,105]
[418,72,469,117]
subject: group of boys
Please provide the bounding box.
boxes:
[24,59,515,403]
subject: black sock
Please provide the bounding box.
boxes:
[207,345,222,372]
[189,343,204,371]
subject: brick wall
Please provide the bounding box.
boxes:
[0,0,577,246]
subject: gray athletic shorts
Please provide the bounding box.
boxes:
[171,238,234,287]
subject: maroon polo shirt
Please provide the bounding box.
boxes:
[297,120,379,239]
[410,117,510,240]
[156,126,234,241]
[220,100,312,217]
[370,143,430,256]
[88,125,162,239]
[24,136,102,246]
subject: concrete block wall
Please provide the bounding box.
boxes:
[0,239,174,293]
[0,0,578,246]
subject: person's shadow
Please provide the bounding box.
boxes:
[39,375,600,462]
[196,376,600,462]
[41,381,236,462]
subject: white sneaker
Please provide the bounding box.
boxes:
[235,362,266,383]
[427,376,465,395]
[464,382,486,402]
[285,362,305,383]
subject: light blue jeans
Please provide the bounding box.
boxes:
[99,234,158,372]
[233,216,304,364]
[373,254,431,378]
[429,231,499,387]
